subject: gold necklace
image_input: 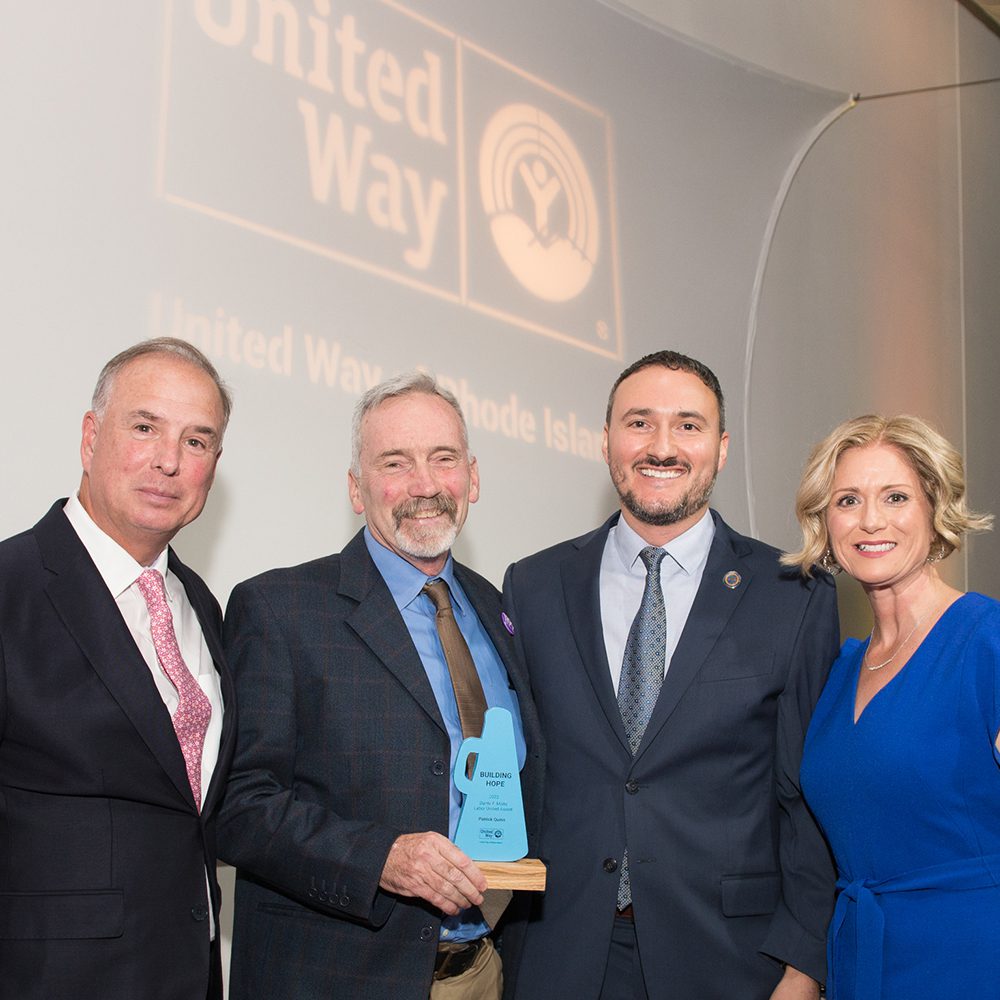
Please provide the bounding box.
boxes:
[864,610,930,672]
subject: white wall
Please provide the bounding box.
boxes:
[615,0,1000,612]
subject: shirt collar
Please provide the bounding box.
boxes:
[363,526,462,615]
[612,507,715,576]
[63,493,169,598]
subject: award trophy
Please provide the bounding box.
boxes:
[453,707,545,890]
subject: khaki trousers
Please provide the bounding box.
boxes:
[430,938,503,1000]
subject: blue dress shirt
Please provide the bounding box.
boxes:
[599,509,715,693]
[364,529,525,941]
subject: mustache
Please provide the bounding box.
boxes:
[634,456,691,472]
[393,494,458,526]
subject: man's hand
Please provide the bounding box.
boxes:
[379,832,487,915]
[769,965,820,1000]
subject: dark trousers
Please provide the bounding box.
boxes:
[599,915,650,1000]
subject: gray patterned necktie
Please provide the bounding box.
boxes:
[618,546,667,752]
[616,545,667,909]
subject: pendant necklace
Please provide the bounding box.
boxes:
[864,610,931,672]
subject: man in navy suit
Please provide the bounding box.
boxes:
[219,372,542,1000]
[503,351,839,1000]
[0,338,235,1000]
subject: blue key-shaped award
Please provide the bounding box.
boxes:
[453,707,529,862]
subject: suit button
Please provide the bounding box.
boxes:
[602,858,618,873]
[432,759,446,775]
[419,925,435,941]
[190,904,209,922]
[308,887,318,898]
[317,890,329,902]
[339,894,350,907]
[625,780,639,795]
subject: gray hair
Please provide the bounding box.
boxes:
[351,371,469,476]
[91,337,232,432]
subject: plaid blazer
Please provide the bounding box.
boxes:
[218,528,543,1000]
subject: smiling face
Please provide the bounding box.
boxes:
[78,353,225,565]
[603,365,729,544]
[348,391,479,576]
[825,442,936,590]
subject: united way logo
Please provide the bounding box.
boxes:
[479,104,599,303]
[463,43,621,358]
[163,0,623,359]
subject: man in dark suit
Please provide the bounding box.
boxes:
[503,351,839,1000]
[0,338,236,1000]
[218,372,543,1000]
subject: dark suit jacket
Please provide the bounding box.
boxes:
[217,528,544,1000]
[502,511,839,1000]
[0,500,235,1000]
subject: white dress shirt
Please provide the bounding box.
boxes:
[599,509,715,694]
[63,494,224,937]
[63,493,225,798]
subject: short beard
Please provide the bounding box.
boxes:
[392,495,460,561]
[613,457,717,527]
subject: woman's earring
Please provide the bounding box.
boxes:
[820,548,841,575]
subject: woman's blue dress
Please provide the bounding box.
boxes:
[800,593,1000,1000]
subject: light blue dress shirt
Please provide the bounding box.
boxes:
[364,529,525,941]
[599,510,716,693]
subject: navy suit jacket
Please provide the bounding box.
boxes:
[0,500,235,1000]
[502,511,839,1000]
[217,528,544,1000]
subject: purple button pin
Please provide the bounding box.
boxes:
[501,611,515,635]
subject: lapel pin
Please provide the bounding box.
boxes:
[501,611,515,635]
[723,570,741,589]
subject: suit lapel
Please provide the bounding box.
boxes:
[338,530,446,733]
[455,566,516,682]
[455,563,538,732]
[635,513,754,758]
[34,503,194,807]
[561,516,631,752]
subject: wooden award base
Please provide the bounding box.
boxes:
[478,858,546,891]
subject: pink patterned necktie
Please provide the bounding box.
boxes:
[135,568,212,810]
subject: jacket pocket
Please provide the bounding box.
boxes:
[720,872,780,917]
[0,889,124,939]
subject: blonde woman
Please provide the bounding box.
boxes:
[784,414,997,1000]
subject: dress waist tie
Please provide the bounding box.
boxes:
[828,853,1000,1000]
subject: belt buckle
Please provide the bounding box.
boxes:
[434,937,484,980]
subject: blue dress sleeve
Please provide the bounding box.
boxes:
[964,596,1000,768]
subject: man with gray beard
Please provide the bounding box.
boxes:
[502,351,839,1000]
[218,372,542,1000]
